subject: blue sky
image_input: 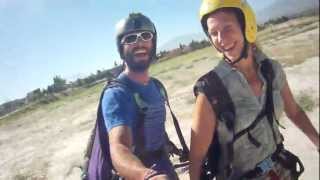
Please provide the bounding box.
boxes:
[0,0,275,104]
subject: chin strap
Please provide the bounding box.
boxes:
[208,33,249,66]
[224,40,249,66]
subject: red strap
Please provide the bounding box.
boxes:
[267,170,280,180]
[143,169,164,180]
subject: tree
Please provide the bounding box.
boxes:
[75,78,85,87]
[52,75,67,92]
[96,70,104,80]
[83,74,96,84]
[200,39,210,47]
[189,40,202,50]
[179,43,186,50]
[157,50,169,59]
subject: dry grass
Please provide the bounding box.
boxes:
[0,15,318,180]
[258,15,319,66]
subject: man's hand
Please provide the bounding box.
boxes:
[109,126,148,179]
[143,168,170,180]
[148,174,169,180]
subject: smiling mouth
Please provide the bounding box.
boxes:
[133,49,148,57]
[222,42,236,52]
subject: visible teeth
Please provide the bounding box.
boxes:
[135,49,147,54]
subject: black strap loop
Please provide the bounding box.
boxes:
[248,131,261,148]
[152,78,190,160]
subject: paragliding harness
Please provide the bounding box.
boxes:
[194,59,304,180]
[81,77,189,180]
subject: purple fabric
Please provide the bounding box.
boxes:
[87,110,112,180]
[85,79,177,180]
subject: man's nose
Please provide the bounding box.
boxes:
[136,36,145,45]
[217,32,225,45]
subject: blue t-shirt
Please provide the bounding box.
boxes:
[101,73,166,151]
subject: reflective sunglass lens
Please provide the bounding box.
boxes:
[141,32,153,41]
[124,34,138,44]
[122,31,153,44]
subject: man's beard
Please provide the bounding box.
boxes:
[124,50,153,72]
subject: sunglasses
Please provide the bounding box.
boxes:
[121,31,153,45]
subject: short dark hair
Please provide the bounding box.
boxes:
[202,7,245,36]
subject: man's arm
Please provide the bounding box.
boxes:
[189,93,217,180]
[104,87,169,179]
[109,125,148,179]
[281,80,319,150]
[109,126,169,180]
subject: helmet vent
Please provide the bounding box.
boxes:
[134,19,142,29]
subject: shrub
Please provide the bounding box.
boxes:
[297,92,316,112]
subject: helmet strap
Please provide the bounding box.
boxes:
[224,40,248,65]
[207,33,249,66]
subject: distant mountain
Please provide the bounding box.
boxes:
[159,32,207,51]
[159,0,319,51]
[256,0,319,24]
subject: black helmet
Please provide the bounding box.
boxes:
[115,13,157,60]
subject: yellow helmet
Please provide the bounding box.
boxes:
[199,0,257,43]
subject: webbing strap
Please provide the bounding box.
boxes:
[261,59,283,145]
[233,106,266,144]
[194,70,236,177]
[133,93,148,112]
[82,83,115,180]
[233,59,280,148]
[107,78,190,161]
[194,70,236,130]
[193,59,283,178]
[152,78,190,159]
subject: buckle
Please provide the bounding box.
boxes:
[243,155,276,179]
[257,156,274,174]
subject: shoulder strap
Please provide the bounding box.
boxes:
[84,80,123,155]
[194,70,236,130]
[108,79,148,152]
[82,80,116,179]
[151,78,190,161]
[261,59,284,131]
[231,60,274,146]
[84,82,111,160]
[260,59,274,84]
[233,59,284,153]
[194,70,236,177]
[260,59,285,146]
[107,79,148,112]
[261,59,276,121]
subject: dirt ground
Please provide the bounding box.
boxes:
[169,56,320,180]
[0,19,319,180]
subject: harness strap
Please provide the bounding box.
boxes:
[109,78,189,165]
[232,59,281,149]
[233,107,266,143]
[152,78,190,161]
[261,59,284,146]
[83,78,189,179]
[132,92,149,153]
[242,144,304,179]
[194,70,236,177]
[82,85,109,180]
[242,144,284,178]
[136,148,167,161]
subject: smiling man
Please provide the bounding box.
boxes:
[93,13,177,180]
[189,0,319,180]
